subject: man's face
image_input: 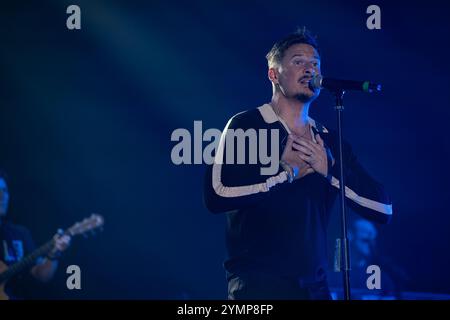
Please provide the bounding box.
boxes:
[0,178,9,217]
[271,43,321,102]
[353,220,377,258]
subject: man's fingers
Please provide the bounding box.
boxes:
[292,143,314,156]
[294,137,320,152]
[293,139,316,154]
[293,149,312,160]
[54,235,71,251]
[285,135,295,148]
[315,134,325,147]
[298,153,313,163]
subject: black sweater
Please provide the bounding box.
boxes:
[204,104,392,282]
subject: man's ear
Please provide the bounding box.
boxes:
[268,68,278,84]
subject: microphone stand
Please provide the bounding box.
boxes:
[334,89,351,300]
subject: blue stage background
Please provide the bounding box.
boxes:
[0,0,449,299]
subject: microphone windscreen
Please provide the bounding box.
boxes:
[309,75,323,91]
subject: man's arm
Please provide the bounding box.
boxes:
[291,130,392,223]
[327,135,393,224]
[31,258,58,283]
[204,113,291,214]
[31,234,71,283]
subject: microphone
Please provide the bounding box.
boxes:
[309,75,382,93]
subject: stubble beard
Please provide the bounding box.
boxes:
[295,91,318,103]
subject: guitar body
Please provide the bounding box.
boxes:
[0,260,10,300]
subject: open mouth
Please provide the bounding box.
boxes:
[299,77,312,84]
[299,77,313,89]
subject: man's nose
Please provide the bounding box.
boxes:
[303,63,315,76]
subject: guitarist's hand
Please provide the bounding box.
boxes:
[48,233,71,259]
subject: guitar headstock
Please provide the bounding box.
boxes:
[66,214,104,237]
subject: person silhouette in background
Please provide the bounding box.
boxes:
[330,218,408,299]
[0,170,71,299]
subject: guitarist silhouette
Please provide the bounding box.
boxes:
[0,171,71,299]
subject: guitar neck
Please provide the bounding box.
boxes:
[0,213,104,284]
[0,239,55,284]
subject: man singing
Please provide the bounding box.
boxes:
[204,28,393,300]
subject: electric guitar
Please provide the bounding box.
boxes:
[0,214,104,300]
